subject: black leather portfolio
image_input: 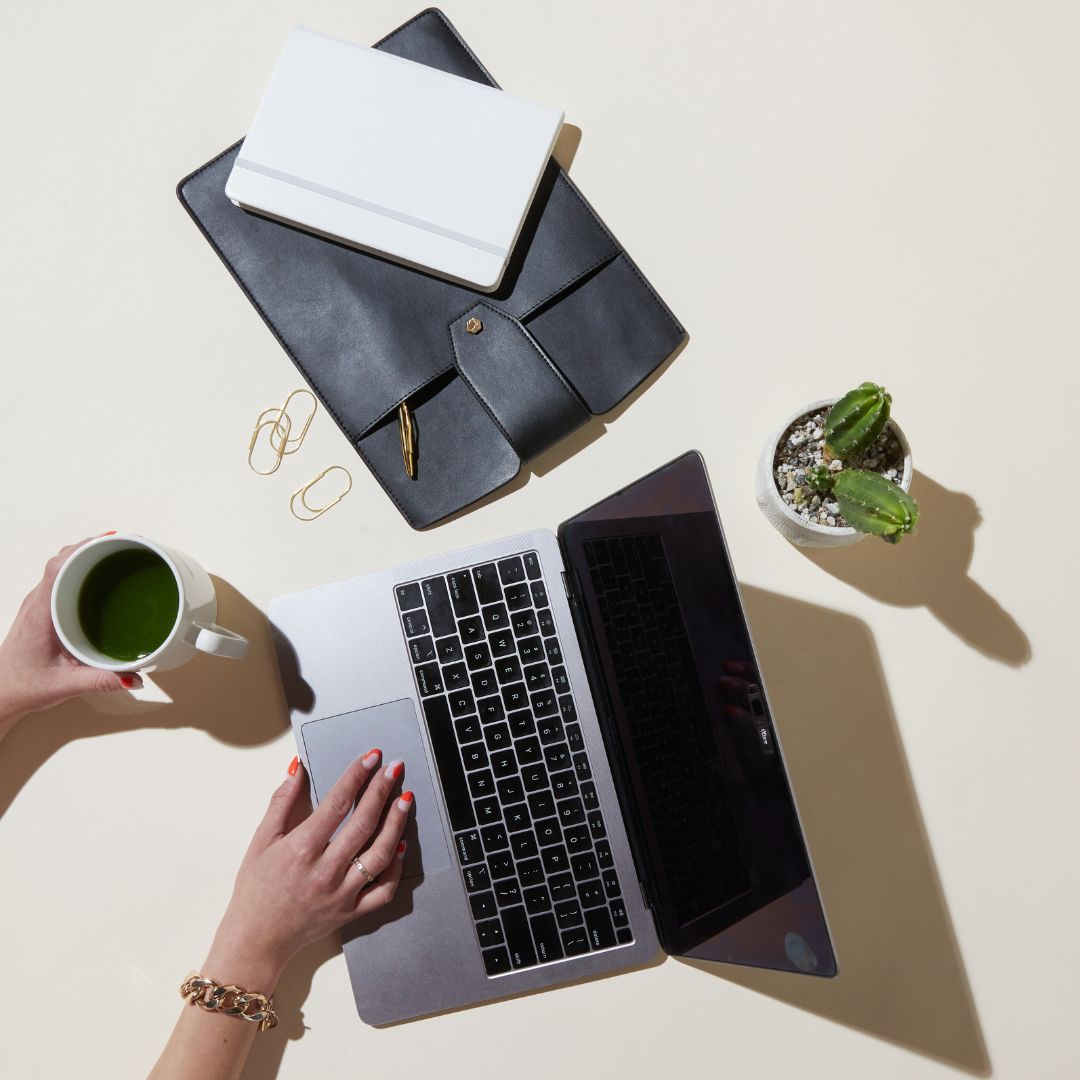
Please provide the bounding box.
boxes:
[178,8,685,528]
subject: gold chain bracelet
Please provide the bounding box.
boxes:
[179,971,278,1032]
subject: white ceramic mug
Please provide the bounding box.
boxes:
[51,534,248,672]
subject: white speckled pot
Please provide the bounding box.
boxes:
[755,398,914,548]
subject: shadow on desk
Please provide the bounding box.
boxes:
[0,578,288,817]
[679,586,990,1075]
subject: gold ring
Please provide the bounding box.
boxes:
[351,857,377,886]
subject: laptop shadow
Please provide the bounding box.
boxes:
[678,586,990,1075]
[0,577,289,817]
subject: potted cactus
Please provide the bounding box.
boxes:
[755,382,919,548]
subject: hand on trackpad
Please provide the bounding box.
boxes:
[300,699,451,879]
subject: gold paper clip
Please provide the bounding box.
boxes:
[290,466,353,521]
[248,408,292,476]
[398,401,417,479]
[269,389,317,457]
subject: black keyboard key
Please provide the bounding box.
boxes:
[482,602,510,632]
[402,610,429,638]
[585,907,617,950]
[578,880,605,908]
[463,864,490,892]
[396,582,423,610]
[557,798,586,827]
[566,724,584,753]
[602,869,622,898]
[551,666,570,693]
[523,885,552,914]
[504,582,531,610]
[571,851,598,880]
[580,782,599,811]
[518,858,544,887]
[436,635,463,663]
[443,662,469,691]
[476,918,505,948]
[531,913,564,963]
[510,832,539,859]
[472,563,502,605]
[409,635,436,663]
[554,899,583,927]
[449,689,476,717]
[475,797,501,825]
[549,873,576,902]
[573,752,592,781]
[465,642,492,671]
[551,769,578,799]
[535,817,561,847]
[489,631,516,658]
[415,663,444,696]
[610,899,629,926]
[528,790,556,819]
[447,571,479,617]
[559,696,577,723]
[616,927,634,945]
[421,577,455,637]
[544,639,563,665]
[496,775,524,803]
[494,655,522,683]
[541,845,570,875]
[501,904,537,969]
[523,551,542,580]
[488,852,515,880]
[507,709,535,738]
[497,556,526,585]
[480,824,509,852]
[467,770,495,799]
[532,691,558,718]
[504,802,531,832]
[512,610,538,636]
[588,810,607,839]
[594,838,614,868]
[501,682,528,711]
[516,736,543,766]
[524,663,551,690]
[455,830,483,866]
[530,580,548,607]
[545,744,572,773]
[422,695,474,830]
[522,763,548,792]
[471,669,497,697]
[489,748,518,777]
[518,636,543,663]
[477,696,505,724]
[471,891,497,920]
[495,881,523,909]
[537,608,556,636]
[538,716,563,743]
[562,927,590,956]
[562,825,591,853]
[459,615,485,642]
[454,714,481,744]
[462,742,489,771]
[483,946,511,975]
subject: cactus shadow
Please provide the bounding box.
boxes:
[680,586,989,1074]
[799,472,1030,666]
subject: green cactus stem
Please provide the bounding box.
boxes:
[806,465,835,492]
[824,382,891,460]
[831,469,919,544]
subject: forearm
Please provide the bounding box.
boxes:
[148,930,288,1080]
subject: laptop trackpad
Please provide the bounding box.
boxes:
[299,699,452,880]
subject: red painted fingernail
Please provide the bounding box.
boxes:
[397,841,406,854]
[119,675,135,689]
[104,530,116,536]
[362,748,382,769]
[385,759,404,781]
[287,756,299,776]
[397,790,414,811]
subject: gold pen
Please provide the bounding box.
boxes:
[398,400,417,479]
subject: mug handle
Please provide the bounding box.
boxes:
[193,623,249,659]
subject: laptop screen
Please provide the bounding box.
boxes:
[558,452,836,975]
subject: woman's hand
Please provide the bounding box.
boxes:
[203,750,413,990]
[0,537,142,732]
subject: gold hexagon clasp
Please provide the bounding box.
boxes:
[465,317,484,335]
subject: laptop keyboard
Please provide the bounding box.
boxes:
[584,534,750,924]
[396,550,633,976]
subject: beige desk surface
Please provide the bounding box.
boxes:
[2,2,1077,1077]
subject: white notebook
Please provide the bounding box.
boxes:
[226,26,564,291]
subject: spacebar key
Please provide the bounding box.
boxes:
[421,695,475,831]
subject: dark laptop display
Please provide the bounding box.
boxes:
[559,452,836,975]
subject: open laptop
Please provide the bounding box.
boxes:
[269,451,836,1025]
